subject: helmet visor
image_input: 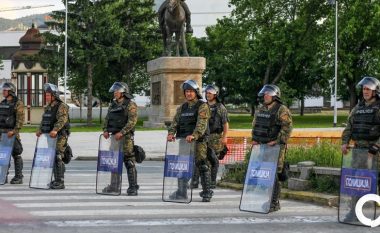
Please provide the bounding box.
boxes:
[43,83,59,93]
[181,80,198,91]
[109,82,125,93]
[258,85,277,97]
[205,86,217,95]
[357,77,377,90]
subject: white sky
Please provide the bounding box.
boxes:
[0,0,232,36]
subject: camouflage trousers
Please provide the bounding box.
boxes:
[56,135,68,162]
[122,135,135,162]
[195,141,209,167]
[277,145,286,174]
[208,133,224,155]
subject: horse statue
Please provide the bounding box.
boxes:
[162,0,189,57]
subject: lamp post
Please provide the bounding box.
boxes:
[64,0,68,103]
[329,0,338,127]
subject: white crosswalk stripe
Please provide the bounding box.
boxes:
[0,163,337,228]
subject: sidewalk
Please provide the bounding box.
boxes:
[19,131,168,161]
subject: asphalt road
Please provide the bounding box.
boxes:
[0,161,377,233]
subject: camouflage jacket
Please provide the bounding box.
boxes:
[342,99,380,148]
[2,98,25,136]
[39,100,69,132]
[251,102,293,144]
[208,102,229,134]
[168,99,210,140]
[103,98,138,136]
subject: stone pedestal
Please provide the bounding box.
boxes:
[143,57,206,128]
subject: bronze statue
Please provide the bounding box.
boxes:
[158,0,191,57]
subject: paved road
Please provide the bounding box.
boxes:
[0,161,375,233]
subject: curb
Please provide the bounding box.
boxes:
[217,181,339,208]
[75,156,165,161]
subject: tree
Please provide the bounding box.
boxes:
[42,0,160,125]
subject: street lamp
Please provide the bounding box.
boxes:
[64,0,68,103]
[329,0,338,127]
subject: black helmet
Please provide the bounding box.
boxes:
[1,82,16,96]
[43,83,61,100]
[109,82,133,99]
[181,80,202,99]
[205,84,220,101]
[357,77,380,97]
[258,84,281,98]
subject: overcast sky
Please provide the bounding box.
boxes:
[0,0,232,37]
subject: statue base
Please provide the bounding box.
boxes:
[143,57,206,128]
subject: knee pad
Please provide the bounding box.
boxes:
[199,163,209,172]
[125,160,135,169]
[12,155,22,160]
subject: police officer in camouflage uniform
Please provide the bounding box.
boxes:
[191,85,229,189]
[167,80,213,202]
[157,0,193,33]
[0,82,24,184]
[251,84,293,212]
[341,77,380,221]
[103,82,139,196]
[36,83,70,189]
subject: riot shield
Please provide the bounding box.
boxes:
[240,144,281,213]
[162,138,195,203]
[96,134,123,196]
[0,133,15,185]
[338,148,378,226]
[29,134,57,189]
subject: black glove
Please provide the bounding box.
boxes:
[368,144,380,155]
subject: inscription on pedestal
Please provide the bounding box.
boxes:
[174,80,185,105]
[152,81,161,105]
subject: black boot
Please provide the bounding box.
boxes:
[210,161,219,189]
[10,156,23,184]
[199,164,213,202]
[169,178,189,200]
[190,166,200,189]
[102,173,120,193]
[125,160,139,196]
[51,160,65,189]
[269,177,281,212]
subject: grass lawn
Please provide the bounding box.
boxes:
[229,110,350,129]
[20,111,350,133]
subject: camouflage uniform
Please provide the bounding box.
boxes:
[103,98,138,195]
[168,98,213,201]
[1,97,24,184]
[251,101,293,211]
[39,100,70,188]
[341,98,380,221]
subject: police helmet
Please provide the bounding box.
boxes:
[357,77,380,97]
[181,80,202,99]
[43,83,61,100]
[109,82,133,99]
[205,84,220,101]
[258,84,281,98]
[1,82,16,94]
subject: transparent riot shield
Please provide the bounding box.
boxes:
[162,138,195,203]
[240,144,281,213]
[0,133,15,185]
[29,134,57,189]
[338,148,378,226]
[96,134,123,196]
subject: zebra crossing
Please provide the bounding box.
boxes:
[0,161,337,229]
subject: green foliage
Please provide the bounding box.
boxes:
[286,142,342,167]
[309,174,339,194]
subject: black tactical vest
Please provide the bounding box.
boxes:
[209,103,223,134]
[252,102,282,143]
[177,100,209,141]
[106,99,133,134]
[41,101,70,134]
[0,98,17,130]
[351,100,380,141]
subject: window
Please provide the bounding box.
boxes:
[17,73,45,107]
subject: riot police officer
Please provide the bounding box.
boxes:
[167,80,213,202]
[251,84,293,212]
[157,0,193,33]
[191,85,229,189]
[341,77,380,221]
[0,82,24,184]
[103,82,139,196]
[36,83,70,189]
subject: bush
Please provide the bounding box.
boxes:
[286,142,341,167]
